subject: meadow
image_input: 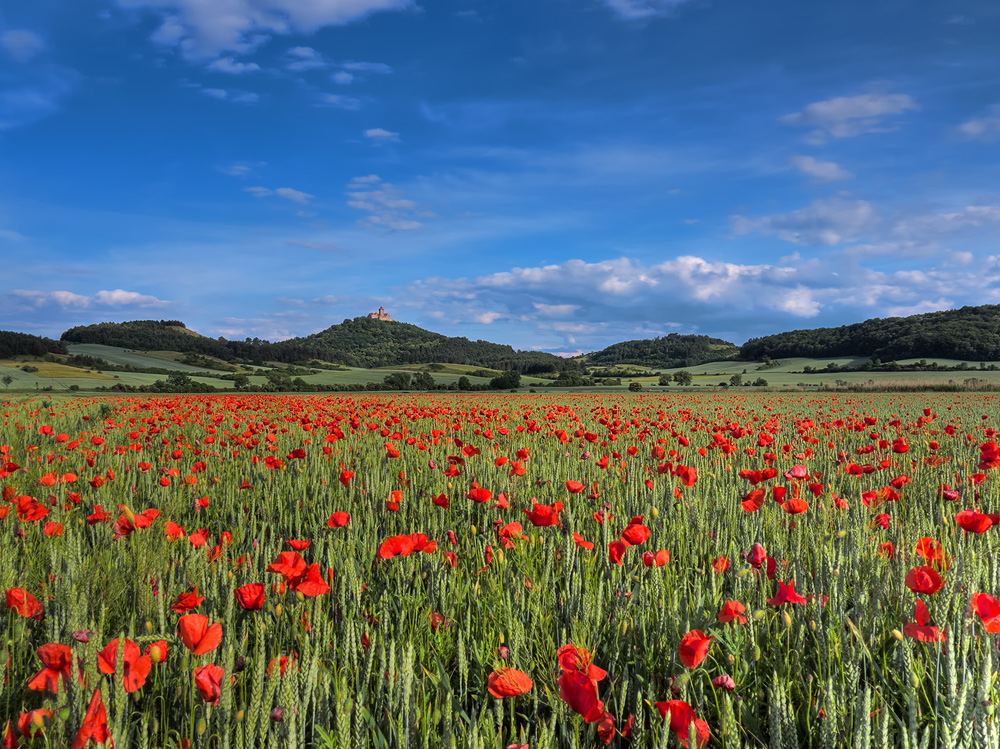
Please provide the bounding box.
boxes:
[2,391,1000,748]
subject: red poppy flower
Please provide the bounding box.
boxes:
[467,486,493,503]
[654,700,710,748]
[903,600,945,642]
[675,465,697,487]
[767,580,807,606]
[193,663,224,705]
[956,509,993,534]
[487,668,533,698]
[972,592,1000,632]
[608,540,629,565]
[559,669,605,723]
[177,614,223,655]
[97,639,151,692]
[678,630,714,668]
[378,534,416,559]
[523,499,562,527]
[70,689,112,749]
[566,480,585,494]
[620,522,650,546]
[267,653,298,677]
[712,556,730,574]
[572,533,594,550]
[291,564,330,597]
[432,493,449,509]
[235,583,265,611]
[326,511,351,528]
[286,539,311,550]
[43,521,63,537]
[914,537,948,570]
[17,708,53,740]
[267,551,307,581]
[171,587,204,614]
[557,644,607,682]
[5,588,43,620]
[27,644,74,693]
[717,600,747,625]
[781,495,809,514]
[339,470,354,486]
[740,488,765,512]
[145,641,168,664]
[905,565,944,596]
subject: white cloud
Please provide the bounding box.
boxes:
[331,71,354,84]
[895,205,1000,237]
[118,0,413,60]
[12,288,169,308]
[346,175,429,230]
[317,93,361,109]
[206,56,261,74]
[957,105,1000,142]
[533,303,581,317]
[285,46,326,71]
[602,0,695,20]
[340,60,393,73]
[790,154,853,181]
[364,127,400,142]
[245,185,314,202]
[732,197,879,246]
[782,92,918,144]
[1,30,45,62]
[193,84,259,103]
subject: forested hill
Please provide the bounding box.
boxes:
[739,304,1000,361]
[580,334,739,368]
[60,318,577,374]
[0,330,67,359]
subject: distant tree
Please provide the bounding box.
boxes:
[383,372,412,390]
[232,373,251,390]
[729,374,743,387]
[166,371,193,390]
[490,370,521,389]
[457,376,472,391]
[658,374,673,386]
[412,371,436,390]
[673,370,693,386]
[2,374,13,389]
[752,377,769,387]
[628,381,643,392]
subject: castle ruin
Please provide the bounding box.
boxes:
[367,306,392,321]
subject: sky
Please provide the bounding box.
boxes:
[3,0,1000,356]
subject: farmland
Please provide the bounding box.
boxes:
[2,392,1000,748]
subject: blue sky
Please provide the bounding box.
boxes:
[3,0,1000,355]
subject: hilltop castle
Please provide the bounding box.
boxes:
[367,306,392,321]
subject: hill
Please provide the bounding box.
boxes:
[739,304,1000,362]
[60,317,576,375]
[579,333,739,369]
[0,330,68,359]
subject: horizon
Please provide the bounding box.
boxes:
[3,1,1000,356]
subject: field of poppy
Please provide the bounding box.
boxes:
[2,392,1000,748]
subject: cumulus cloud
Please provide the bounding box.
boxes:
[245,186,314,203]
[732,197,879,246]
[602,0,695,19]
[790,154,853,181]
[957,105,1000,142]
[285,46,326,71]
[782,92,918,144]
[346,175,431,230]
[118,0,413,60]
[12,289,169,308]
[364,127,400,142]
[1,30,45,62]
[206,56,261,74]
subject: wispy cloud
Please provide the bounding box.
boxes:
[1,29,46,63]
[206,57,261,74]
[245,186,315,203]
[790,154,853,181]
[118,0,413,60]
[12,288,170,308]
[364,127,400,143]
[957,105,1000,142]
[602,0,696,20]
[346,175,432,231]
[732,197,879,246]
[782,92,918,144]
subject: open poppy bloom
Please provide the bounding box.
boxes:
[678,630,714,668]
[566,480,585,494]
[654,700,710,748]
[559,669,605,723]
[267,551,308,581]
[378,534,416,559]
[572,532,594,550]
[955,509,993,534]
[467,485,493,503]
[27,643,75,693]
[171,587,204,613]
[903,599,945,642]
[972,592,1000,632]
[523,499,563,527]
[767,580,807,606]
[235,582,266,611]
[177,613,223,655]
[718,600,747,625]
[327,511,351,527]
[193,663,224,705]
[487,667,533,698]
[71,689,112,749]
[5,588,43,620]
[291,564,330,596]
[905,565,944,596]
[97,638,152,692]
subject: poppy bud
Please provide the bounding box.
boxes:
[234,655,247,673]
[149,645,163,663]
[275,604,282,616]
[892,629,903,641]
[810,620,816,631]
[270,707,285,723]
[228,570,233,580]
[910,673,920,688]
[651,506,658,518]
[753,646,761,661]
[59,708,70,721]
[836,530,847,538]
[296,591,305,602]
[236,710,245,721]
[753,609,765,621]
[782,611,792,629]
[496,548,504,564]
[471,525,477,536]
[145,621,153,633]
[197,718,207,736]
